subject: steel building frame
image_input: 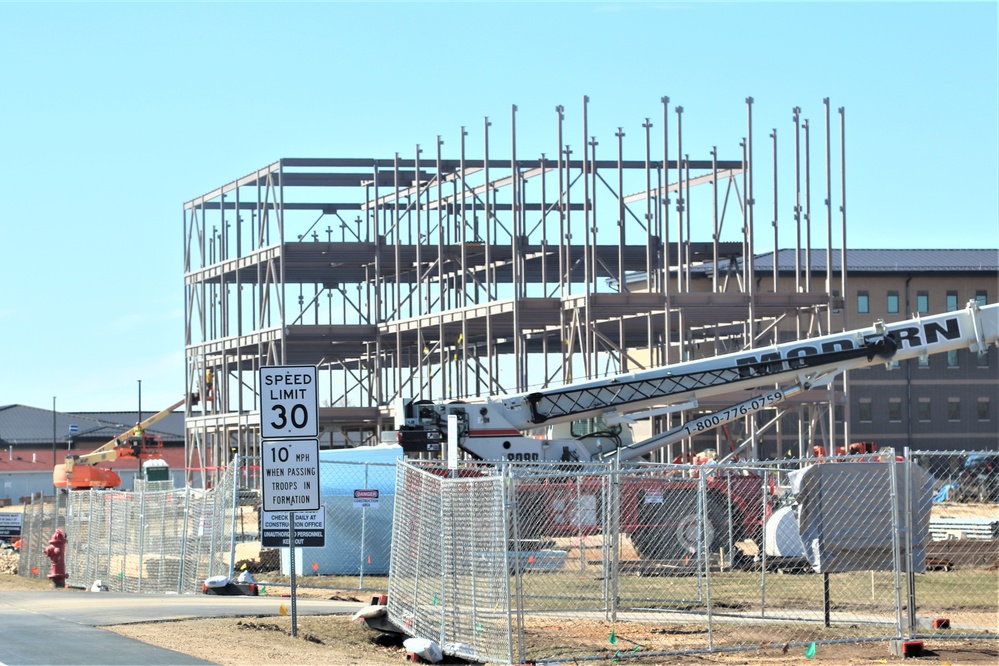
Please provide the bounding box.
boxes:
[182,97,847,488]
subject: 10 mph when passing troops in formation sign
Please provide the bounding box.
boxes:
[260,365,320,513]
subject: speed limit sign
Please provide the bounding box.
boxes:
[260,365,319,439]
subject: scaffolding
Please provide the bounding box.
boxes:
[182,97,848,488]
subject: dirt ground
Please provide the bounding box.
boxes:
[1,568,996,666]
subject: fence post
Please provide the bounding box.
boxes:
[888,448,905,639]
[760,468,768,618]
[609,459,620,623]
[726,473,734,569]
[499,464,520,665]
[904,448,917,638]
[360,462,368,589]
[701,472,714,650]
[106,493,114,589]
[138,485,146,593]
[178,488,190,594]
[438,471,449,648]
[228,455,239,580]
[86,491,95,585]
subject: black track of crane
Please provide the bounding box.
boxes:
[525,334,898,424]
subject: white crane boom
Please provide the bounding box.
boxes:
[393,301,998,463]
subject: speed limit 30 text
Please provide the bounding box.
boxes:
[263,371,313,400]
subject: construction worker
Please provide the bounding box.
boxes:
[205,368,214,400]
[133,422,144,437]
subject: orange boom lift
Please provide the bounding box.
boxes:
[53,395,193,490]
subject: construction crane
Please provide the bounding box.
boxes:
[391,302,998,559]
[53,395,194,490]
[396,301,998,464]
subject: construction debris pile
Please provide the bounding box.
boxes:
[0,550,18,575]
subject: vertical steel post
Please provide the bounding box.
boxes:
[616,127,627,372]
[178,488,190,593]
[610,460,620,623]
[86,491,95,586]
[511,105,524,389]
[138,486,145,594]
[581,96,592,378]
[501,465,524,665]
[661,96,672,373]
[459,127,469,397]
[904,449,917,637]
[746,97,756,332]
[771,128,779,289]
[839,107,851,444]
[792,107,802,294]
[290,510,297,637]
[228,455,239,580]
[483,117,495,389]
[438,477,448,647]
[360,463,368,589]
[701,472,714,649]
[760,469,768,618]
[803,119,812,292]
[823,572,831,627]
[888,450,905,638]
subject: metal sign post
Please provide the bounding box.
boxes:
[260,365,319,638]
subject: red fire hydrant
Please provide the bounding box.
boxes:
[44,529,67,588]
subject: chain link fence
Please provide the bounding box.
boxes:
[267,457,397,590]
[61,460,239,593]
[390,452,998,664]
[17,455,397,595]
[389,463,514,664]
[17,492,66,581]
[909,451,999,640]
[17,449,995,662]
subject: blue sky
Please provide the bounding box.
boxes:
[1,1,996,413]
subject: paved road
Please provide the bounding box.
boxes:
[0,590,365,666]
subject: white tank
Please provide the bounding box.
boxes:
[763,505,806,558]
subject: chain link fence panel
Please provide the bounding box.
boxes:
[264,458,397,590]
[21,459,240,594]
[389,453,997,664]
[19,456,397,594]
[909,450,999,639]
[20,449,996,660]
[17,492,65,582]
[389,462,515,665]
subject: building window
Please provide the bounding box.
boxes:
[857,291,869,314]
[947,350,959,367]
[917,399,931,421]
[946,291,959,311]
[976,290,988,306]
[917,291,929,314]
[978,398,990,421]
[887,291,899,314]
[917,354,930,368]
[888,398,902,422]
[947,398,960,421]
[858,399,872,422]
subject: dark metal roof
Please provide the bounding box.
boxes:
[0,405,183,446]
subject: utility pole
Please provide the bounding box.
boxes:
[51,396,56,489]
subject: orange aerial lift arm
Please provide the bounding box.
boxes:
[54,395,193,488]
